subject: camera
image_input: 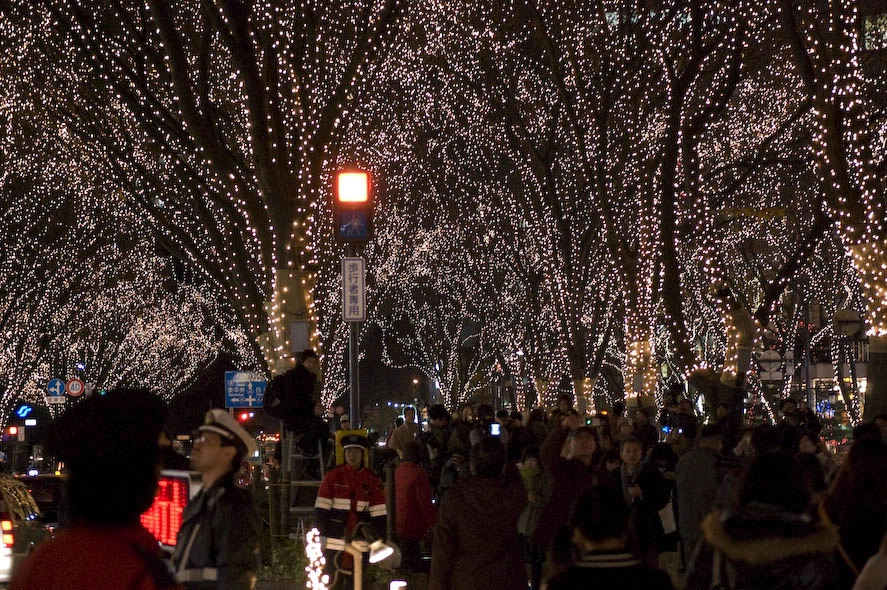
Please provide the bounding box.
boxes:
[489,423,501,436]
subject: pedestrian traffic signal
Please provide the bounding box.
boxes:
[333,168,373,241]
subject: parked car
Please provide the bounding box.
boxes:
[15,474,66,532]
[0,475,51,583]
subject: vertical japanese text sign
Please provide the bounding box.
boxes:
[342,257,366,322]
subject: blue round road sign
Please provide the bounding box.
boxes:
[47,378,65,397]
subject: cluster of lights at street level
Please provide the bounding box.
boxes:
[305,528,329,590]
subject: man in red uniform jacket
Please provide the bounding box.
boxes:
[314,432,387,586]
[395,441,436,570]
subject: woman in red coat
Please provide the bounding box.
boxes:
[395,441,436,570]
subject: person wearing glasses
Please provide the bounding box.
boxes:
[172,409,261,589]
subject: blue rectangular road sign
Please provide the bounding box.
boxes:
[224,372,267,409]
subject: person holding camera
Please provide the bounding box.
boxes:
[634,408,659,453]
[447,403,476,455]
[469,404,510,447]
[530,415,610,565]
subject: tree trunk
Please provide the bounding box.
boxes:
[865,336,887,420]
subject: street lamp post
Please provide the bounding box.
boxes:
[334,167,373,426]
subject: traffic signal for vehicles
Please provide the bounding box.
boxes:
[333,168,372,241]
[3,426,19,442]
[238,411,254,423]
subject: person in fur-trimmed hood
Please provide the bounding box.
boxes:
[686,452,839,590]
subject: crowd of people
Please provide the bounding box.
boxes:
[365,392,887,590]
[13,358,887,590]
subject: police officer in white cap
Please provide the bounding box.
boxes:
[172,409,261,589]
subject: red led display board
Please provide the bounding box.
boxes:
[141,474,191,547]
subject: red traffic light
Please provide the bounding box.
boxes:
[238,412,249,423]
[333,168,373,241]
[335,171,370,203]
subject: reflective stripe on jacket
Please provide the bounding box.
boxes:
[171,472,260,590]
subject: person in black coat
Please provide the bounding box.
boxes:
[276,350,319,430]
[820,436,887,588]
[172,409,261,589]
[613,436,670,566]
[687,453,838,590]
[531,416,611,555]
[634,407,660,453]
[269,349,328,457]
[430,437,527,590]
[546,485,672,590]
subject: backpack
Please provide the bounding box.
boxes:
[263,374,285,419]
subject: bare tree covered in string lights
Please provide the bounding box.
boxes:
[23,0,403,373]
[320,1,715,411]
[773,0,887,418]
[313,1,563,410]
[0,165,235,418]
[317,201,495,408]
[334,0,878,417]
[510,1,876,416]
[331,0,617,409]
[0,9,240,417]
[385,0,758,408]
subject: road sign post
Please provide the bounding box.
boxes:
[334,166,372,426]
[342,256,365,425]
[66,378,85,397]
[45,378,66,405]
[224,372,267,409]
